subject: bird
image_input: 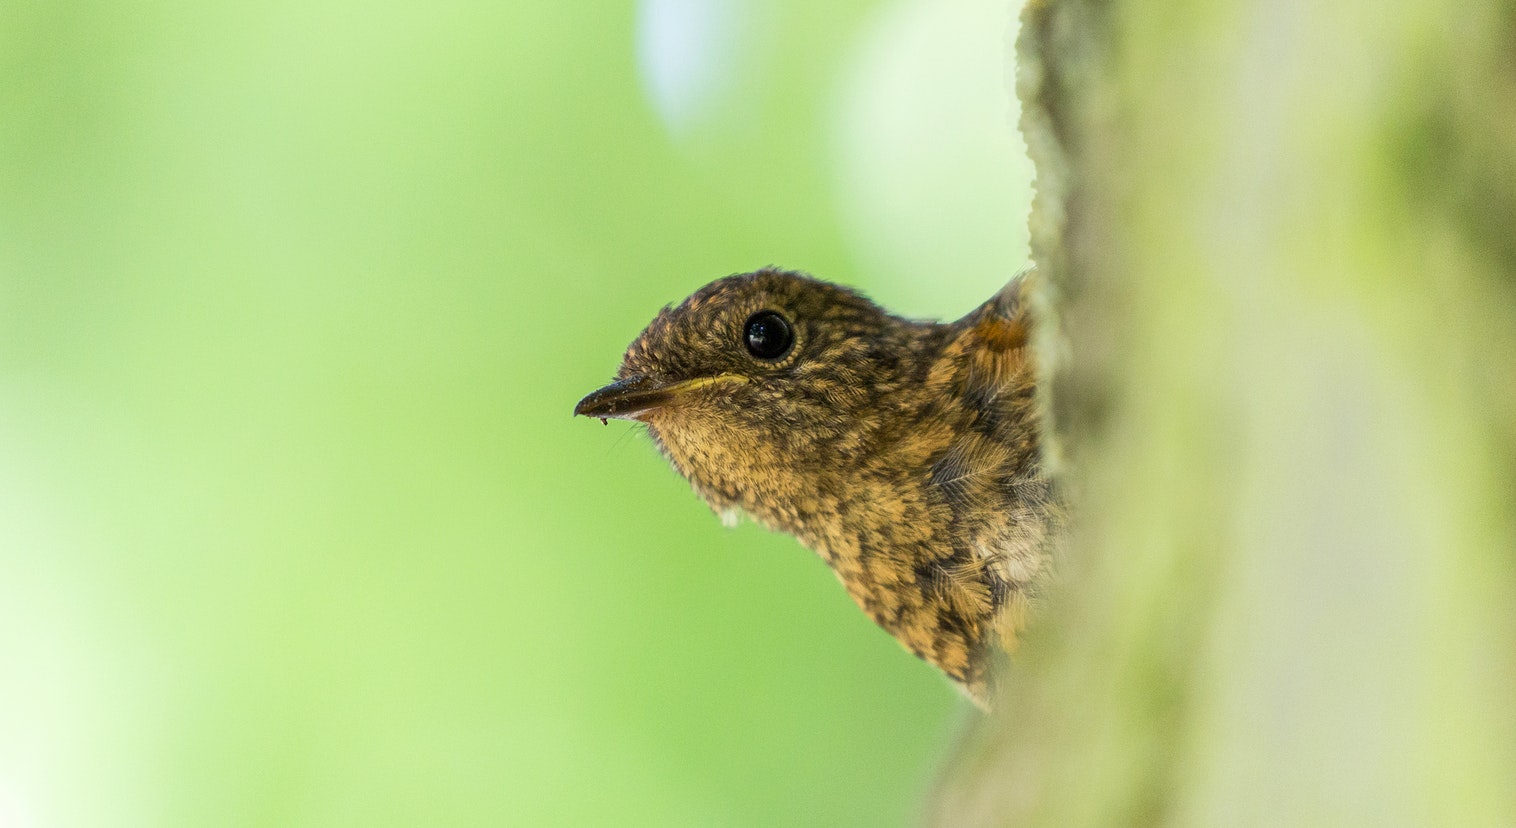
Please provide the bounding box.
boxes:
[573,267,1062,706]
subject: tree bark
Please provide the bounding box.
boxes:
[933,0,1516,824]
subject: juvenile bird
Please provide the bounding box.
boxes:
[574,268,1061,705]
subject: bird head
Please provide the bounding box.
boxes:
[574,268,933,528]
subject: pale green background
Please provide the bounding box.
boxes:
[0,0,1031,824]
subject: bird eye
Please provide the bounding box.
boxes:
[743,311,794,361]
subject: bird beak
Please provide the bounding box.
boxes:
[574,373,746,422]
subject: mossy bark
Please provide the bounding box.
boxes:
[932,1,1516,824]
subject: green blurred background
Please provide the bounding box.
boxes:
[0,0,1032,824]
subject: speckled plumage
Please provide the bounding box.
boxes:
[576,268,1062,705]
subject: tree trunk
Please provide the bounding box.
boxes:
[933,0,1516,824]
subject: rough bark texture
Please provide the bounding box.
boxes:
[930,0,1516,824]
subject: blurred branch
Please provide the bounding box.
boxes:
[933,0,1516,823]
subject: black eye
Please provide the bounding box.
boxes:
[743,311,794,361]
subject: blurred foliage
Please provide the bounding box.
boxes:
[0,0,1033,825]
